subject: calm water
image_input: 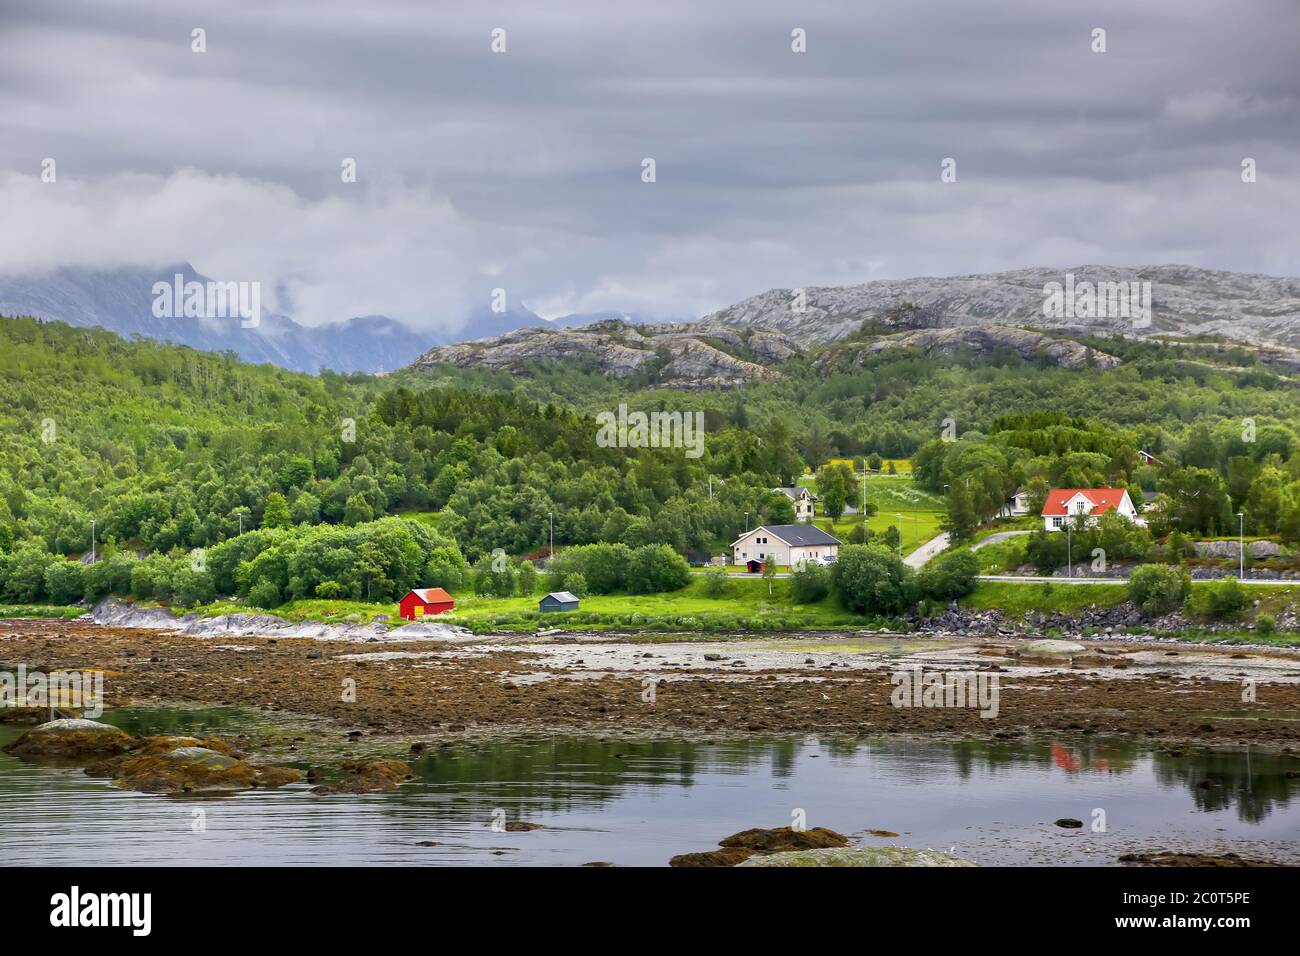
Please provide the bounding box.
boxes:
[2,708,1298,866]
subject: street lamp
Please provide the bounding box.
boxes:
[1238,512,1245,579]
[861,459,867,520]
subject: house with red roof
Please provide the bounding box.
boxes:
[1041,488,1144,531]
[399,587,455,620]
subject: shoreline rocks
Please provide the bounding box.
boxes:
[5,720,304,794]
[738,846,978,867]
[669,826,849,867]
[4,718,133,758]
[310,758,414,795]
[90,597,469,644]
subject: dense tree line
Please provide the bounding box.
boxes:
[909,408,1300,543]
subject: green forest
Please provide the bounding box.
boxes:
[2,313,1299,615]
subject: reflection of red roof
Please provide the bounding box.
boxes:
[408,587,453,604]
[1041,488,1128,517]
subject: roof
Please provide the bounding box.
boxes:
[1041,488,1130,517]
[773,486,812,499]
[542,591,579,603]
[731,524,842,547]
[407,587,453,604]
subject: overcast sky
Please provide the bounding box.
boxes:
[1,0,1297,333]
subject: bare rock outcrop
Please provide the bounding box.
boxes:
[843,325,1122,370]
[412,319,799,389]
[702,264,1300,349]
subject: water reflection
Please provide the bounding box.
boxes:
[0,709,1296,866]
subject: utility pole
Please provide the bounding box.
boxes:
[548,512,554,560]
[861,460,867,536]
[90,519,96,564]
[1238,512,1245,578]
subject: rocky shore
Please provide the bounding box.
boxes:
[913,601,1298,641]
[90,597,469,643]
[4,618,1299,750]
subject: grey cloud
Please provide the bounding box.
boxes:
[0,0,1297,333]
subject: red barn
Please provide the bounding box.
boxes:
[399,587,455,620]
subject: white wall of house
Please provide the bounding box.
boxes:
[731,529,838,566]
[1000,492,1030,518]
[1043,491,1144,531]
[775,488,816,522]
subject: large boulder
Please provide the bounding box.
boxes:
[1193,540,1283,560]
[4,718,133,758]
[138,734,234,756]
[719,827,849,853]
[112,747,258,793]
[739,847,978,867]
[108,745,305,794]
[670,826,849,867]
[1019,639,1086,658]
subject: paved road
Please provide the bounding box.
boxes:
[971,530,1035,551]
[904,533,950,569]
[689,569,1296,586]
[977,574,1299,586]
[690,569,793,579]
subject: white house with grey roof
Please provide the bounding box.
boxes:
[772,486,817,522]
[731,524,841,570]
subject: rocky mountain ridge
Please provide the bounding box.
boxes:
[412,319,803,389]
[817,325,1123,372]
[702,264,1300,349]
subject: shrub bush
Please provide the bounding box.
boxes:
[918,550,979,601]
[789,562,831,603]
[831,544,917,615]
[247,579,281,609]
[1127,564,1191,616]
[1185,576,1248,620]
[701,566,731,598]
[43,560,86,605]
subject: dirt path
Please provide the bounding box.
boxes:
[4,620,1300,748]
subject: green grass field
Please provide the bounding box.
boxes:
[193,577,877,633]
[799,474,946,554]
[391,509,442,529]
[0,604,85,620]
[825,458,913,474]
[960,581,1129,614]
